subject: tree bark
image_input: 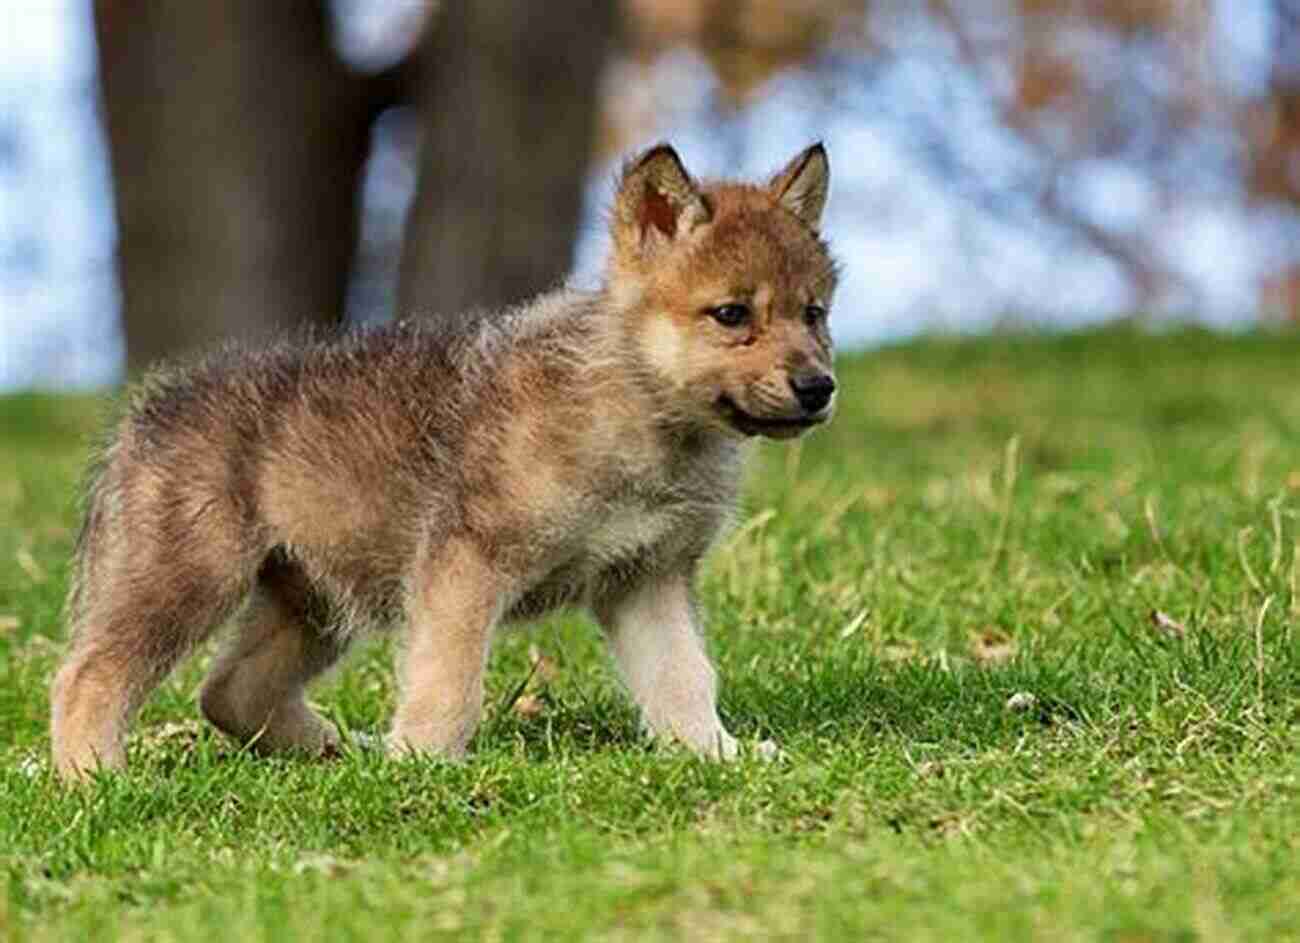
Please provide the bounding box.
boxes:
[94,1,373,372]
[397,0,616,316]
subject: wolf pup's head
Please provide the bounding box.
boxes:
[609,143,838,440]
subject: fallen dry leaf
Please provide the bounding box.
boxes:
[860,485,896,509]
[970,628,1018,666]
[1005,691,1038,712]
[915,760,945,779]
[1149,609,1188,639]
[139,719,205,750]
[512,694,546,718]
[527,644,558,682]
[880,643,920,663]
[928,813,968,838]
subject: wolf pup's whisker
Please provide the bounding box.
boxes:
[50,142,839,780]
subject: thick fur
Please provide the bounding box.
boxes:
[50,143,839,779]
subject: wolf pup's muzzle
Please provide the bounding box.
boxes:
[790,372,836,415]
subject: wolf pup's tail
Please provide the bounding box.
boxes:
[63,428,121,635]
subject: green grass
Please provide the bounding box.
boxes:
[3,326,1300,940]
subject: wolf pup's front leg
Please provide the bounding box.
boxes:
[600,571,762,759]
[389,539,503,759]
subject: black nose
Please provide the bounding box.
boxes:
[790,373,836,414]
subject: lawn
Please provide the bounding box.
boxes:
[2,326,1299,941]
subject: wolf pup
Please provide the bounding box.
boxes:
[50,143,838,779]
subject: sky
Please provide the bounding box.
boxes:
[0,0,120,388]
[0,0,1295,390]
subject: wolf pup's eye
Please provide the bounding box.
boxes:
[709,303,751,327]
[804,304,827,326]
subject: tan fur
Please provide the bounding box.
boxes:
[50,143,839,780]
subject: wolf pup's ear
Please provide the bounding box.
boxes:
[614,144,710,254]
[769,143,829,231]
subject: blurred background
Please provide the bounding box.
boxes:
[1,0,1299,390]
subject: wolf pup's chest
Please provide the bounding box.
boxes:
[502,502,686,624]
[582,504,680,568]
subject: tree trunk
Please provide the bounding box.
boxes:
[94,1,373,372]
[397,0,616,316]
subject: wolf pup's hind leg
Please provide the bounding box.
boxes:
[51,449,258,781]
[51,554,251,780]
[199,557,350,755]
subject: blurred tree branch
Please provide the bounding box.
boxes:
[929,0,1187,308]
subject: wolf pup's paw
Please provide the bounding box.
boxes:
[383,733,469,764]
[706,732,783,762]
